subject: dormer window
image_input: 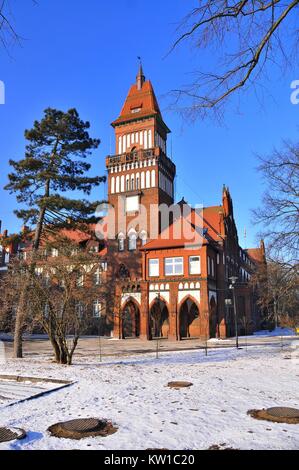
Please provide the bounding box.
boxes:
[131,107,141,114]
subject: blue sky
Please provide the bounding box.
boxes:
[0,0,298,249]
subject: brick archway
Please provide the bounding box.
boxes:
[121,299,140,339]
[179,297,200,339]
[149,298,169,339]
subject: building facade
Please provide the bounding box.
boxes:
[0,67,266,340]
[105,67,265,340]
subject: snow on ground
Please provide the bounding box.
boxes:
[0,344,298,450]
[253,327,296,337]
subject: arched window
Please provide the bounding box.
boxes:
[146,170,151,188]
[128,229,137,251]
[148,129,152,148]
[118,232,125,252]
[144,130,148,149]
[121,175,125,192]
[151,169,156,187]
[126,175,130,191]
[139,230,147,246]
[115,176,120,193]
[111,176,115,194]
[131,174,135,191]
[141,171,145,189]
[136,172,140,190]
[118,136,122,154]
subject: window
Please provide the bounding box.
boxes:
[211,258,215,277]
[149,259,159,277]
[51,248,58,257]
[128,233,137,251]
[189,256,200,275]
[93,300,102,318]
[140,231,147,246]
[118,237,125,251]
[165,257,183,276]
[94,267,101,286]
[77,273,84,287]
[126,195,139,212]
[131,107,141,114]
[76,302,84,318]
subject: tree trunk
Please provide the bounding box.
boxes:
[13,290,26,358]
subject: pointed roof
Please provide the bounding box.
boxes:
[111,67,170,131]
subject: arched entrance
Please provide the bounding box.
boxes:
[122,300,140,338]
[149,298,169,339]
[209,296,217,338]
[179,298,200,339]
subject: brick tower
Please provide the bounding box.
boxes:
[106,65,176,281]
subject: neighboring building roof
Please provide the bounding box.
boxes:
[141,206,223,251]
[246,248,264,264]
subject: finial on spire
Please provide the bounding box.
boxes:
[136,56,145,90]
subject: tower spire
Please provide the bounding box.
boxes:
[136,57,145,90]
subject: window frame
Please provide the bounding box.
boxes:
[164,257,184,276]
[148,258,159,277]
[189,255,201,275]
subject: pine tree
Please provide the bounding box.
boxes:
[5,107,106,357]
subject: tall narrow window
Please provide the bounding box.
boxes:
[144,130,148,149]
[189,256,201,275]
[146,170,150,188]
[151,169,156,187]
[128,232,137,251]
[118,233,125,251]
[149,258,159,277]
[93,300,102,318]
[148,129,152,148]
[111,176,115,194]
[94,267,101,286]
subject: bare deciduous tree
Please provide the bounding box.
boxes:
[1,239,111,365]
[252,260,299,328]
[169,1,299,119]
[253,140,299,265]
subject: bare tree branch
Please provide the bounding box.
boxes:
[168,1,299,119]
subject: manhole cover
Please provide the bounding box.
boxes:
[267,407,299,418]
[0,427,26,443]
[48,418,118,440]
[167,381,193,389]
[248,408,299,424]
[62,418,102,433]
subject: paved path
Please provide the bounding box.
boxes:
[1,333,297,359]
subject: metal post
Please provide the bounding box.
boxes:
[229,276,239,349]
[232,286,239,349]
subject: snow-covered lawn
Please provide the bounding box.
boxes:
[0,344,298,450]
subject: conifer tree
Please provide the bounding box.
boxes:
[5,107,105,357]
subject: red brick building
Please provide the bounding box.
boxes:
[105,66,266,340]
[0,66,266,340]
